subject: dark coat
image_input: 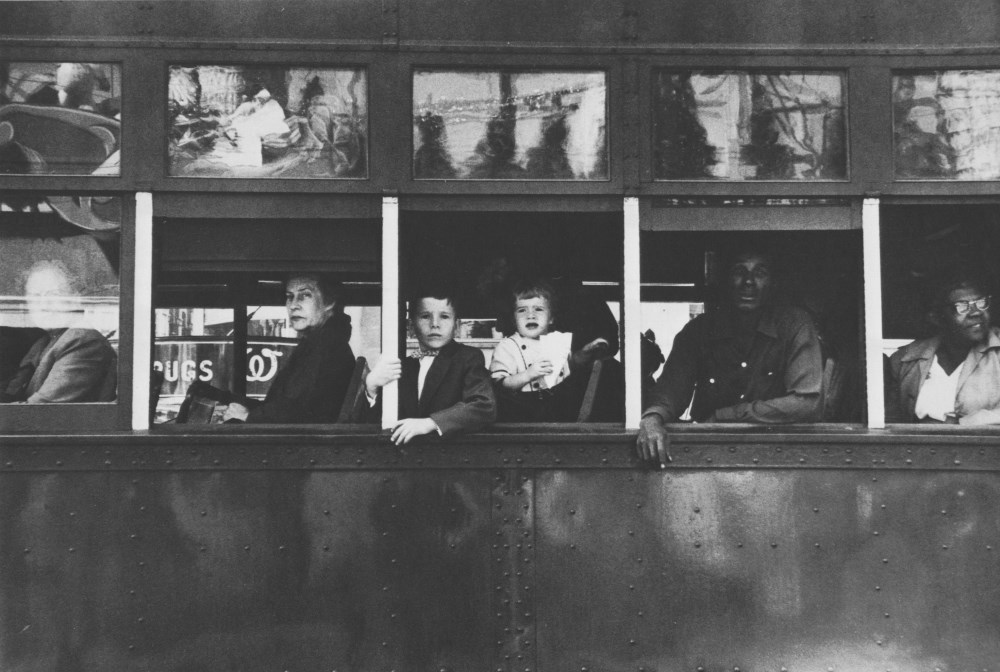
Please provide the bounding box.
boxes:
[368,340,496,438]
[246,313,355,423]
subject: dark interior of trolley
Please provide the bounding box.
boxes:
[4,0,1000,670]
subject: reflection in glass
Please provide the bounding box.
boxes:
[0,62,121,176]
[653,71,846,180]
[153,304,381,423]
[413,71,607,180]
[0,201,119,403]
[168,65,367,178]
[894,71,1000,180]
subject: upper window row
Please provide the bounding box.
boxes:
[4,61,1000,181]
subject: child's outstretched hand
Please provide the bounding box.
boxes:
[391,417,438,445]
[526,359,554,381]
[366,355,402,397]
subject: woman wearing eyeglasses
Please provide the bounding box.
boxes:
[886,271,1000,424]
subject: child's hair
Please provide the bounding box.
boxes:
[510,278,557,319]
[408,287,459,319]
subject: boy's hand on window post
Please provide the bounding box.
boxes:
[390,417,439,445]
[366,355,401,397]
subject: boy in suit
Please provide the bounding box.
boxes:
[365,291,497,444]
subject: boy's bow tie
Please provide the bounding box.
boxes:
[410,349,438,359]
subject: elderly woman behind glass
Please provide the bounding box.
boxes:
[222,273,356,423]
[886,271,1000,425]
[1,260,117,403]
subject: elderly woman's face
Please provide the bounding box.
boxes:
[940,285,991,347]
[285,277,330,333]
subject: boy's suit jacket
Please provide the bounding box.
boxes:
[395,340,497,437]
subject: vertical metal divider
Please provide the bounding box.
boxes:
[131,192,153,431]
[863,197,885,428]
[381,196,400,429]
[624,196,642,430]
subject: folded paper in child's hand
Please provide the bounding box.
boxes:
[537,331,572,388]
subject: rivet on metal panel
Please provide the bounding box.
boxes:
[799,458,806,463]
[629,639,636,645]
[988,546,993,550]
[628,584,634,590]
[243,545,250,551]
[942,545,949,550]
[882,558,889,564]
[771,542,778,548]
[628,529,635,536]
[637,610,643,616]
[873,531,879,536]
[737,542,743,548]
[905,459,912,465]
[166,459,174,466]
[23,548,29,554]
[262,459,269,465]
[954,460,961,465]
[706,458,713,463]
[199,545,206,552]
[694,542,701,548]
[694,507,700,513]
[941,510,947,515]
[815,543,821,548]
[875,585,880,590]
[129,533,138,539]
[845,459,853,464]
[729,446,736,453]
[56,460,63,467]
[884,612,891,618]
[753,458,759,464]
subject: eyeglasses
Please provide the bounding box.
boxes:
[952,296,990,315]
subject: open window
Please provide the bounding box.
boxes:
[152,216,380,426]
[639,199,864,425]
[881,204,1000,426]
[399,209,624,425]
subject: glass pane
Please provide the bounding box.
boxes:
[1,62,121,176]
[413,70,607,180]
[894,70,1000,180]
[154,307,235,423]
[653,71,846,180]
[0,197,119,404]
[168,65,367,178]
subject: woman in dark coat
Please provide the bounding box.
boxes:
[223,273,356,423]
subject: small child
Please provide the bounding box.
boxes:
[490,280,575,421]
[363,290,497,444]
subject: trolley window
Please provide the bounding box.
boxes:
[152,217,380,426]
[1,61,121,176]
[399,210,624,425]
[881,204,1000,426]
[168,64,367,179]
[893,70,1000,180]
[652,70,847,181]
[0,194,121,430]
[412,70,608,180]
[640,200,863,425]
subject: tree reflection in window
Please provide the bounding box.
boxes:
[653,71,846,181]
[413,71,608,180]
[893,71,1000,180]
